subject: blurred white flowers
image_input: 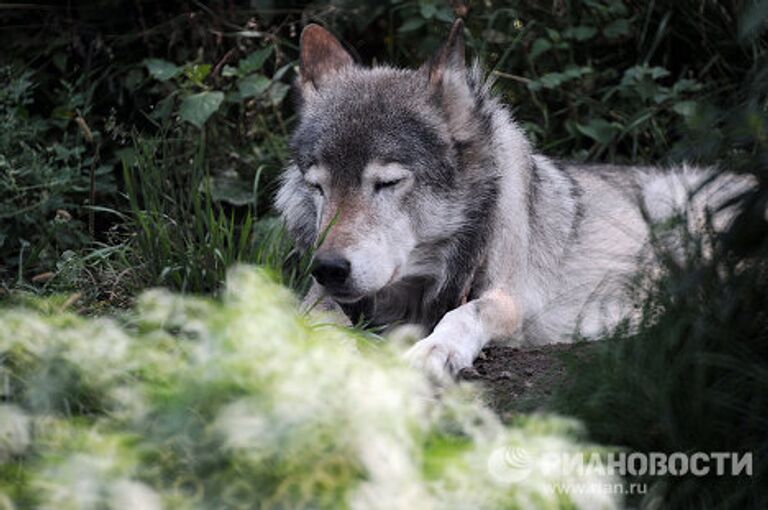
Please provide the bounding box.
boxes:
[0,266,618,509]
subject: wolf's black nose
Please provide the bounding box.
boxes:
[311,255,351,288]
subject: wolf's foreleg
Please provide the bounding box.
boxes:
[405,289,520,381]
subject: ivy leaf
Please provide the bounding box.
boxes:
[144,59,181,82]
[576,119,619,145]
[238,74,271,99]
[268,82,290,105]
[238,47,273,75]
[179,91,224,129]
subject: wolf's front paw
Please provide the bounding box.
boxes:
[405,331,475,383]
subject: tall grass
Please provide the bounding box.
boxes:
[554,228,767,507]
[123,134,312,294]
[550,77,768,510]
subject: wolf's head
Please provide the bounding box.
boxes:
[276,20,500,306]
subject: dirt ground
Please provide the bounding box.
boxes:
[460,341,599,421]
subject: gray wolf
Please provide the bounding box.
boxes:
[276,20,749,381]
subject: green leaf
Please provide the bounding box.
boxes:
[398,17,426,32]
[621,65,670,86]
[268,82,290,105]
[538,73,565,89]
[530,38,552,60]
[185,64,212,87]
[563,66,592,79]
[563,26,597,41]
[419,2,437,19]
[179,91,224,129]
[672,78,702,94]
[221,65,239,78]
[151,93,176,124]
[238,74,271,99]
[545,28,562,42]
[203,174,254,206]
[238,47,273,75]
[576,119,619,145]
[434,6,454,22]
[603,18,631,38]
[143,58,181,82]
[672,101,698,117]
[124,68,144,91]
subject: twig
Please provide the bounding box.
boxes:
[491,70,532,84]
[212,47,237,78]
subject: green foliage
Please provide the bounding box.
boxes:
[178,91,224,128]
[141,43,290,131]
[367,0,759,162]
[1,0,766,297]
[122,134,310,294]
[549,70,768,507]
[0,267,617,509]
[0,67,113,282]
[552,226,768,508]
[1,3,297,294]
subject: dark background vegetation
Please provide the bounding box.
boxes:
[1,1,767,508]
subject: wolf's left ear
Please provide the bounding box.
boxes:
[425,19,466,86]
[299,24,354,92]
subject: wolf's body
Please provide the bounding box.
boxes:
[276,21,748,380]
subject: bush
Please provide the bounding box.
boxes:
[122,134,307,294]
[0,66,114,282]
[1,267,619,509]
[551,88,768,508]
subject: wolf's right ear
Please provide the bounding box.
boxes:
[299,24,353,95]
[424,18,466,87]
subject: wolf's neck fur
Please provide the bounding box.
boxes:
[482,103,584,319]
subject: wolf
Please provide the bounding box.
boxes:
[276,20,748,381]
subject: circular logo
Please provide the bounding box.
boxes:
[487,446,533,484]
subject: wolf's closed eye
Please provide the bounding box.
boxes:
[374,178,405,193]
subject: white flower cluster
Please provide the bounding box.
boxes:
[0,266,618,510]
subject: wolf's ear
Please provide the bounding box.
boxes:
[299,24,353,91]
[425,18,466,86]
[423,19,481,140]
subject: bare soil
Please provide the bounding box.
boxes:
[460,342,599,421]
